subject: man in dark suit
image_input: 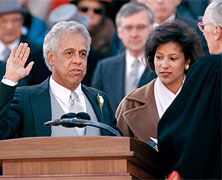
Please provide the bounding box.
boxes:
[0,21,117,140]
[91,2,156,112]
[0,0,51,85]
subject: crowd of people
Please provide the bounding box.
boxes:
[0,0,221,179]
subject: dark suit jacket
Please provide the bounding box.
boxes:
[91,52,157,112]
[177,0,209,20]
[0,78,117,140]
[0,61,5,80]
[82,48,108,86]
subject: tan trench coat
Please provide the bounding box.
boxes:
[116,79,159,142]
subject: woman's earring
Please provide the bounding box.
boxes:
[185,64,190,70]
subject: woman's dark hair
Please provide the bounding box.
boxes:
[144,19,203,73]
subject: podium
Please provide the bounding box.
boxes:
[0,137,163,179]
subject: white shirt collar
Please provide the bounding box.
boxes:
[49,76,84,106]
[153,14,176,29]
[126,50,144,70]
[125,50,147,84]
[154,76,185,119]
[0,39,20,50]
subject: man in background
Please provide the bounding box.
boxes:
[91,2,156,112]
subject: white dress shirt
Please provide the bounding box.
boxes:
[125,50,146,83]
[49,76,86,114]
[154,76,185,119]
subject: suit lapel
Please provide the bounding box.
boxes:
[138,68,157,87]
[30,79,51,136]
[82,86,103,123]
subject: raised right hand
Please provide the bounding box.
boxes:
[5,43,34,82]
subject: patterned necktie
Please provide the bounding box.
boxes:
[125,59,140,95]
[70,92,84,112]
[2,47,11,62]
[70,91,85,136]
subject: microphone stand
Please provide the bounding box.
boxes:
[44,118,121,136]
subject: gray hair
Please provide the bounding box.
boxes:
[43,21,91,71]
[115,2,154,27]
[207,1,222,26]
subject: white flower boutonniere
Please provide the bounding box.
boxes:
[97,93,104,118]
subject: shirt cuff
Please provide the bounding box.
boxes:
[1,77,18,86]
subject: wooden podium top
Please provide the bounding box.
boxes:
[0,136,163,178]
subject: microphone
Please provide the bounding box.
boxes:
[76,112,91,120]
[60,112,90,120]
[44,112,121,136]
[61,112,77,119]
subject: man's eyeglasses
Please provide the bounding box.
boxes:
[79,7,104,15]
[121,24,150,33]
[198,16,214,32]
[198,22,214,32]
